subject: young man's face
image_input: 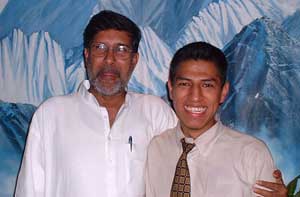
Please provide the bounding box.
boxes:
[168,59,229,139]
[84,29,139,96]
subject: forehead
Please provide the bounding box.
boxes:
[175,59,221,81]
[92,29,132,45]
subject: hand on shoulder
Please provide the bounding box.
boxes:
[253,170,287,197]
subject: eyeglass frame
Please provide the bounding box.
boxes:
[89,42,135,60]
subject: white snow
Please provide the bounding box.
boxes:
[0,29,67,105]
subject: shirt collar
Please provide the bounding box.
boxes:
[175,121,224,157]
[78,80,131,108]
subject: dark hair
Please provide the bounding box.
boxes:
[169,42,228,86]
[83,10,141,53]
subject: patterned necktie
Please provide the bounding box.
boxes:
[170,138,195,197]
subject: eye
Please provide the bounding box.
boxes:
[116,45,131,53]
[94,43,107,51]
[177,82,191,87]
[202,82,214,88]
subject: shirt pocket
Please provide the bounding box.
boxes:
[123,142,147,197]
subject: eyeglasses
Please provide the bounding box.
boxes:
[90,42,133,60]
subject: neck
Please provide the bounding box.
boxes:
[182,129,206,140]
[89,87,126,127]
[181,120,217,140]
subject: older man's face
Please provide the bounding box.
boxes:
[84,29,139,96]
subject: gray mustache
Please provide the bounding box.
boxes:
[97,66,120,78]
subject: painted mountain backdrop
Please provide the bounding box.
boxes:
[1,0,300,196]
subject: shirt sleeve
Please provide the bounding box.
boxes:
[15,108,45,197]
[150,98,178,137]
[240,140,276,194]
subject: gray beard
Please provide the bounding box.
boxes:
[87,66,127,96]
[90,77,124,96]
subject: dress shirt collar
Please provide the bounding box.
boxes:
[175,120,224,157]
[77,80,131,108]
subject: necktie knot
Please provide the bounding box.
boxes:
[181,138,195,154]
[170,138,195,197]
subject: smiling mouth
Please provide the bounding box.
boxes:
[184,105,207,114]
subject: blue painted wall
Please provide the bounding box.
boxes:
[1,0,300,196]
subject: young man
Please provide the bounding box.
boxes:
[15,10,177,197]
[145,42,287,197]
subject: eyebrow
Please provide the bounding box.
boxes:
[92,42,131,47]
[201,79,218,83]
[115,43,131,47]
[175,76,218,82]
[175,76,190,81]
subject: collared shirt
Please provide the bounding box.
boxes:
[15,80,177,197]
[146,121,276,197]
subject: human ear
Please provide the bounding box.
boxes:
[131,52,139,66]
[220,82,229,103]
[167,80,174,100]
[84,48,90,62]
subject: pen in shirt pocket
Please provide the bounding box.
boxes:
[128,136,133,152]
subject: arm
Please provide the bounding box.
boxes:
[15,110,45,196]
[253,170,288,197]
[239,140,276,196]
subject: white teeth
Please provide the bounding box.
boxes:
[184,106,206,113]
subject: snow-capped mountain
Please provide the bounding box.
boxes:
[97,0,219,45]
[220,17,300,182]
[2,0,299,106]
[176,0,300,50]
[65,45,87,93]
[1,0,298,52]
[0,0,218,51]
[129,27,173,96]
[0,0,97,51]
[0,29,67,105]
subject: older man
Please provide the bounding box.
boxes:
[15,10,177,197]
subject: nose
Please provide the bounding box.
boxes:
[190,85,203,102]
[104,48,116,64]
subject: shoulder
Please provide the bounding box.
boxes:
[148,127,177,151]
[35,93,79,113]
[222,126,275,182]
[221,125,271,155]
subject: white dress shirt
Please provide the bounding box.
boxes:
[15,80,177,197]
[146,121,276,197]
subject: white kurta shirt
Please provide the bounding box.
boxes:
[146,121,276,197]
[15,80,177,197]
